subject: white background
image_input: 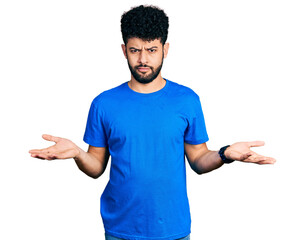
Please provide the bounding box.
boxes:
[0,0,304,239]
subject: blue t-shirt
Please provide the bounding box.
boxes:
[83,79,209,240]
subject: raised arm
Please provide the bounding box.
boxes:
[184,141,276,174]
[29,134,110,179]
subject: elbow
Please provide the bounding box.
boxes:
[77,163,107,179]
[196,170,205,175]
[85,169,105,179]
[196,169,214,175]
[193,167,206,175]
[190,160,209,175]
[90,174,100,179]
[191,165,205,175]
[90,169,105,179]
[192,164,214,175]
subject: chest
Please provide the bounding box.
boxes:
[103,98,188,145]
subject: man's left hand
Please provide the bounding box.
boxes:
[225,141,276,165]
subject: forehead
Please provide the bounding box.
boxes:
[126,37,163,48]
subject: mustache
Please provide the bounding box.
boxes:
[136,64,153,68]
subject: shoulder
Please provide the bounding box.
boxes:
[167,80,203,117]
[167,79,200,101]
[91,82,126,107]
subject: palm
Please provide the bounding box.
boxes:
[29,134,79,160]
[225,141,276,165]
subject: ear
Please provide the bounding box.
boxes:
[163,43,170,59]
[121,44,127,59]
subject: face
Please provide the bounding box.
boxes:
[122,38,169,84]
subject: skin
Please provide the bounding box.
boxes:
[121,37,169,93]
[29,37,276,178]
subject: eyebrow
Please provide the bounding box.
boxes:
[129,46,159,50]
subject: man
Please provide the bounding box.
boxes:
[29,5,276,240]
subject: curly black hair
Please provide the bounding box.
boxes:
[121,5,169,45]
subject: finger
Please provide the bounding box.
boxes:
[29,146,52,154]
[42,134,61,143]
[29,149,44,154]
[30,153,48,160]
[257,157,276,165]
[246,141,265,148]
[239,152,252,161]
[246,154,276,164]
[257,159,276,165]
[30,154,46,160]
[31,153,56,160]
[30,146,57,157]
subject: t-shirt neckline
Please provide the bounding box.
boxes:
[124,78,169,97]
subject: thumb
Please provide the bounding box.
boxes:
[42,134,61,143]
[240,152,252,161]
[247,141,265,148]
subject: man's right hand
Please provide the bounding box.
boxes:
[29,134,80,160]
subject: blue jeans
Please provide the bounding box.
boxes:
[105,233,190,240]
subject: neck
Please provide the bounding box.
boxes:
[128,74,166,93]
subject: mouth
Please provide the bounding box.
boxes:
[137,66,151,73]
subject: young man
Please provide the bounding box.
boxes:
[29,5,276,240]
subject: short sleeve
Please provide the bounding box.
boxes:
[83,101,108,147]
[184,94,209,145]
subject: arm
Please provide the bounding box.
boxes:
[184,141,276,175]
[74,145,110,178]
[184,142,223,174]
[29,134,110,179]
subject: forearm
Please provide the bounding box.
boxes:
[74,148,105,179]
[191,150,224,174]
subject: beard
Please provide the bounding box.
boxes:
[127,56,164,84]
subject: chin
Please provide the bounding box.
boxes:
[135,78,155,84]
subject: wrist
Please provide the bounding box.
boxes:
[73,146,82,161]
[218,145,234,164]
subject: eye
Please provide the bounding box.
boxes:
[148,48,156,53]
[130,49,139,53]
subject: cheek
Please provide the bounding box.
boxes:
[127,56,137,66]
[151,54,163,65]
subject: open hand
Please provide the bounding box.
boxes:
[225,141,276,165]
[29,134,80,160]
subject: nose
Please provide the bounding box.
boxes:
[138,51,148,65]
